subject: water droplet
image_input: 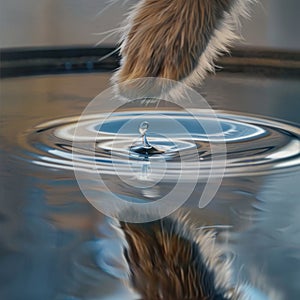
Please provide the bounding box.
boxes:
[139,121,149,136]
[139,121,151,149]
[130,121,164,156]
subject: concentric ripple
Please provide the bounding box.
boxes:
[26,110,300,177]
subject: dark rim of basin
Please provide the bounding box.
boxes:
[0,46,300,78]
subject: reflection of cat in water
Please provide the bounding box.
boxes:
[113,213,281,300]
[106,0,280,299]
[119,214,240,300]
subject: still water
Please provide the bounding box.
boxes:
[0,72,300,299]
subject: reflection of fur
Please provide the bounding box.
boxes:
[118,214,243,300]
[112,213,284,300]
[113,0,255,86]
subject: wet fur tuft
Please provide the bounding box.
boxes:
[113,0,256,87]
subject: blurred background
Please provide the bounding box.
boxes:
[0,0,300,50]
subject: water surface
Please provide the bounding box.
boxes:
[1,72,300,299]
